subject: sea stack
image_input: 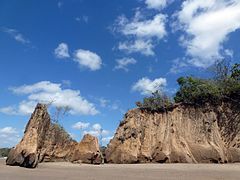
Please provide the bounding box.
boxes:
[6,103,102,168]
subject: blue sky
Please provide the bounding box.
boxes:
[0,0,240,147]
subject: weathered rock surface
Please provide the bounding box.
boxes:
[6,104,102,168]
[106,103,240,163]
[71,134,102,164]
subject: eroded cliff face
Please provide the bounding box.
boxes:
[106,103,240,163]
[6,104,102,168]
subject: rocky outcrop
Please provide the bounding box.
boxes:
[71,134,102,164]
[6,104,102,168]
[106,103,240,163]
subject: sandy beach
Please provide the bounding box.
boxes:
[0,159,240,180]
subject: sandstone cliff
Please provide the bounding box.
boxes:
[106,103,240,163]
[6,104,102,168]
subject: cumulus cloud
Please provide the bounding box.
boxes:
[0,102,36,115]
[0,81,98,116]
[72,122,111,144]
[53,44,103,71]
[72,121,90,130]
[54,43,70,59]
[132,77,167,95]
[83,123,109,137]
[0,127,20,147]
[1,27,30,45]
[80,124,112,145]
[118,39,155,56]
[176,0,240,67]
[113,11,167,56]
[93,123,102,131]
[145,0,168,10]
[118,13,167,39]
[114,57,137,71]
[73,49,102,71]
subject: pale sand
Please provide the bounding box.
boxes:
[1,159,240,180]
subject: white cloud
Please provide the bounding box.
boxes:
[176,0,240,67]
[92,123,101,131]
[169,58,189,74]
[73,49,102,71]
[53,44,102,71]
[0,127,18,134]
[0,106,18,115]
[98,98,110,108]
[1,81,98,116]
[119,13,167,39]
[132,77,167,95]
[10,81,61,95]
[0,127,20,147]
[54,43,70,59]
[18,101,37,115]
[72,121,90,130]
[75,16,89,23]
[95,98,125,113]
[114,11,167,56]
[118,39,155,56]
[145,0,167,10]
[102,136,113,144]
[111,103,119,111]
[1,27,30,45]
[72,121,112,145]
[224,49,234,58]
[0,101,36,116]
[114,57,137,71]
[83,123,109,137]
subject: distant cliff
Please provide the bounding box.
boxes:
[106,102,240,163]
[6,104,102,168]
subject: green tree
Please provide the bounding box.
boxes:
[174,63,240,105]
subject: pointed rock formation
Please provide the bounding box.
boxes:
[6,104,102,168]
[71,134,102,164]
[106,103,240,163]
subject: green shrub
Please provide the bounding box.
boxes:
[174,63,240,105]
[174,77,222,105]
[231,63,240,81]
[136,63,240,110]
[136,91,174,112]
